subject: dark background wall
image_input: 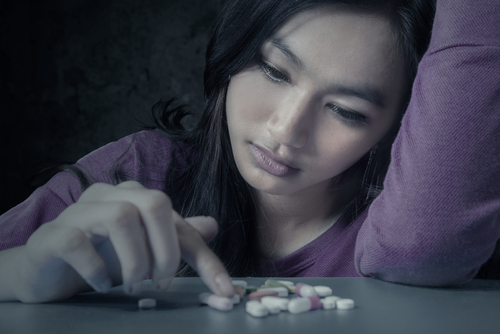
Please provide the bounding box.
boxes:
[0,0,226,214]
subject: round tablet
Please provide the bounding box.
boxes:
[336,298,355,310]
[138,298,156,309]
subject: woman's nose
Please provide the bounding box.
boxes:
[266,90,314,148]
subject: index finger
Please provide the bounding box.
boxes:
[173,212,235,297]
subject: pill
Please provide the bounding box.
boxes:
[323,295,341,302]
[265,280,295,293]
[245,286,258,293]
[313,286,333,297]
[249,290,279,301]
[246,300,269,318]
[288,296,322,314]
[232,280,247,288]
[263,303,281,314]
[138,298,156,309]
[231,294,241,304]
[199,292,233,312]
[234,285,245,298]
[295,283,317,297]
[261,296,290,311]
[336,298,355,310]
[257,287,288,297]
[320,298,336,310]
[264,279,288,288]
[277,280,295,287]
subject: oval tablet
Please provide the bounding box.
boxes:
[313,286,332,297]
[320,298,336,310]
[246,300,269,317]
[138,298,156,309]
[336,298,355,310]
[199,292,233,311]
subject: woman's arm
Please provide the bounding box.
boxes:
[355,0,500,285]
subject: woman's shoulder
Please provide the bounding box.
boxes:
[73,129,191,190]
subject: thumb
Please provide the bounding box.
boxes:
[183,216,219,243]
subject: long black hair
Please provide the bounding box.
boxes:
[149,0,438,276]
[54,0,439,277]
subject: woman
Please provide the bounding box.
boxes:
[1,0,499,303]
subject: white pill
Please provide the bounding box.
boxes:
[277,280,295,287]
[336,298,355,310]
[257,287,288,297]
[313,286,332,297]
[138,298,156,309]
[295,283,317,297]
[199,292,233,311]
[261,296,290,311]
[231,294,241,304]
[231,280,248,288]
[320,298,336,310]
[288,296,322,314]
[263,303,281,315]
[246,300,269,317]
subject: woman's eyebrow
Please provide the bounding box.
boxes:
[333,84,386,109]
[268,35,386,109]
[268,36,304,69]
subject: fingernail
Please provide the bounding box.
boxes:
[215,273,234,297]
[155,278,171,291]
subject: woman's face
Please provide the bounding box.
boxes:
[226,5,406,197]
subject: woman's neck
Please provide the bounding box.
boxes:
[253,179,352,259]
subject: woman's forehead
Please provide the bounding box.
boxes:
[262,6,404,102]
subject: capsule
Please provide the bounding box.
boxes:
[261,296,290,311]
[231,280,248,288]
[295,283,317,297]
[249,290,279,301]
[257,287,288,297]
[288,296,322,314]
[199,292,233,311]
[246,300,269,317]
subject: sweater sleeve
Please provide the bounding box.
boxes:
[355,0,500,286]
[0,130,175,251]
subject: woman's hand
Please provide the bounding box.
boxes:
[12,181,234,303]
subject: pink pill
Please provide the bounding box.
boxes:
[249,290,279,301]
[295,283,317,297]
[199,292,233,311]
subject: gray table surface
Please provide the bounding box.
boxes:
[1,277,499,334]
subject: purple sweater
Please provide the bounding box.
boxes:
[1,0,499,286]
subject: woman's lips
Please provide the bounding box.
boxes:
[249,144,299,177]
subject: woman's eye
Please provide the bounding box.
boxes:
[258,61,289,83]
[328,104,367,125]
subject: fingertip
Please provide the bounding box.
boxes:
[215,273,235,297]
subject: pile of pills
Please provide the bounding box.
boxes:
[199,279,355,317]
